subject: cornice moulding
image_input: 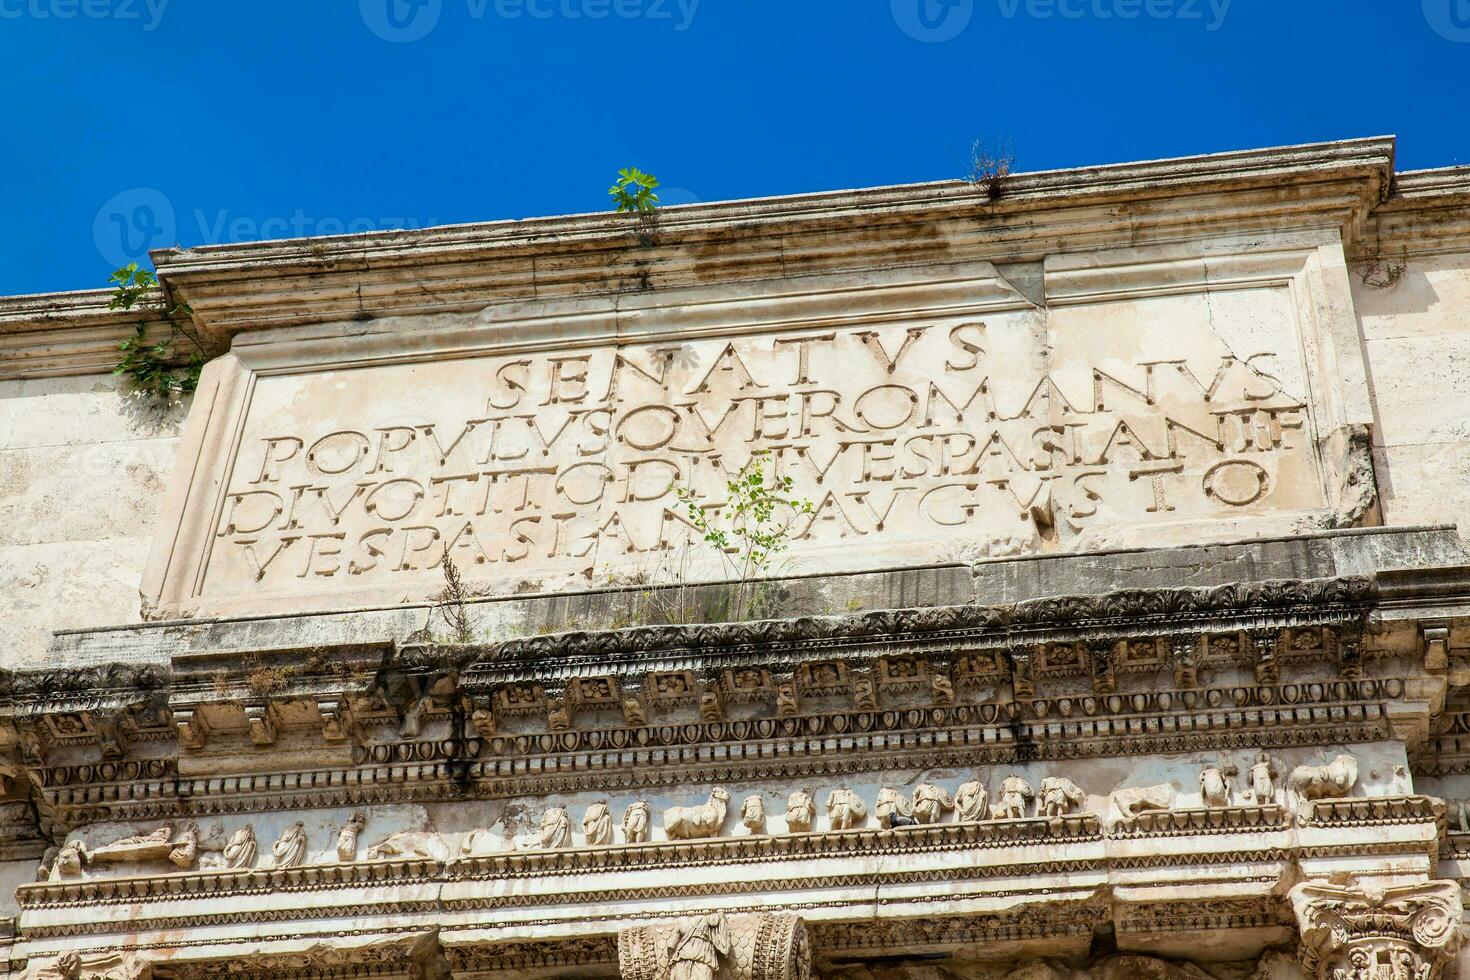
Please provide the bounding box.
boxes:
[0,288,178,381]
[1363,164,1470,257]
[148,138,1396,337]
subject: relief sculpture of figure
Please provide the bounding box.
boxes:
[955,777,987,822]
[785,789,816,833]
[271,822,308,868]
[876,788,917,828]
[739,795,767,835]
[623,801,652,843]
[167,825,199,869]
[336,812,366,863]
[1038,776,1086,818]
[1249,751,1278,804]
[538,807,573,849]
[36,845,59,882]
[51,840,87,881]
[1199,763,1234,808]
[912,783,954,824]
[220,825,257,869]
[583,803,613,846]
[110,825,173,848]
[992,776,1034,819]
[825,787,867,830]
[665,911,732,980]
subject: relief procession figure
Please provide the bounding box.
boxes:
[993,776,1034,819]
[336,812,366,862]
[1038,776,1086,818]
[1199,764,1234,807]
[740,795,767,835]
[51,840,86,880]
[539,807,573,849]
[583,803,613,846]
[912,783,954,824]
[623,801,652,843]
[876,788,917,828]
[271,822,308,868]
[216,825,257,869]
[786,790,816,833]
[825,787,867,830]
[1249,751,1279,804]
[955,777,987,822]
[167,825,200,869]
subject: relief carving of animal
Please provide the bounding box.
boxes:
[1111,782,1177,817]
[365,830,447,862]
[663,788,730,840]
[1285,754,1358,815]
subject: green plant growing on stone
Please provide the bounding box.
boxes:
[431,546,482,644]
[109,263,211,401]
[673,456,814,621]
[609,167,660,214]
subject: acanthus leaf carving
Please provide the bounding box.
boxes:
[618,911,811,980]
[1290,878,1463,980]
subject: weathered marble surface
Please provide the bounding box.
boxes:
[0,374,186,668]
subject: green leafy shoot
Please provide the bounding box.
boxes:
[671,456,814,618]
[109,262,209,402]
[608,167,660,214]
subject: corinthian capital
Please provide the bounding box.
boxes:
[618,911,811,980]
[1289,879,1463,979]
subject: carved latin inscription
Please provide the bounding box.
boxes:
[198,306,1325,602]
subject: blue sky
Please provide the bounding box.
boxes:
[1,0,1467,296]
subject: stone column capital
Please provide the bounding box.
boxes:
[1289,878,1463,979]
[618,911,811,980]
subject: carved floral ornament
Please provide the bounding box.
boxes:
[1289,879,1464,980]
